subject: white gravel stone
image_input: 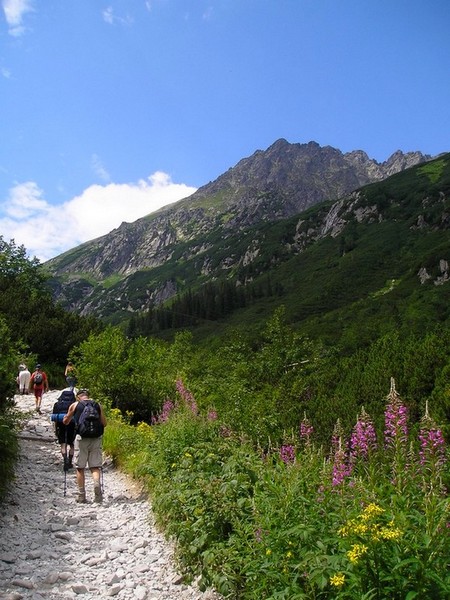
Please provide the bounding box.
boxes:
[0,391,222,600]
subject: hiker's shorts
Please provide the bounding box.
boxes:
[74,435,103,469]
[56,423,76,445]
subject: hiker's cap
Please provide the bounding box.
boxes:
[77,388,89,397]
[36,364,41,369]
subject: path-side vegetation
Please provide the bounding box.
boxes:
[70,317,450,599]
[0,236,102,498]
[1,236,449,597]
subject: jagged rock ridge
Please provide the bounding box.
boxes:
[45,139,433,318]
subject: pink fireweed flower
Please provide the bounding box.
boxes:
[299,412,314,445]
[384,378,408,448]
[331,418,345,454]
[220,425,232,438]
[254,527,269,542]
[419,403,446,469]
[280,444,296,465]
[350,407,377,459]
[176,378,198,414]
[207,409,218,421]
[332,438,352,486]
[152,398,175,424]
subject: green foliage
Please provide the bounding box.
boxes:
[0,313,21,500]
[0,409,20,502]
[46,154,450,362]
[72,328,196,422]
[0,235,103,369]
[103,378,449,599]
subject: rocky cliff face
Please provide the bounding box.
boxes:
[45,139,433,317]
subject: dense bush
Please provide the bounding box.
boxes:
[103,377,449,599]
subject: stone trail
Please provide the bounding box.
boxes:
[0,390,221,600]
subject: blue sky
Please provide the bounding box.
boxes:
[1,0,449,262]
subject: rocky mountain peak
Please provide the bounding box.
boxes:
[45,139,439,319]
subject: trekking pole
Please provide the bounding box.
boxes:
[63,428,68,497]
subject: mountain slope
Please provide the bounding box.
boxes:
[126,154,450,349]
[44,139,432,321]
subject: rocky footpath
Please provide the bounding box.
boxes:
[0,391,221,600]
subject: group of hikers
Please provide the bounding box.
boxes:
[17,361,107,504]
[16,363,49,412]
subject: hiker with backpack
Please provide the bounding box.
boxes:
[63,389,107,503]
[29,364,49,413]
[51,387,77,471]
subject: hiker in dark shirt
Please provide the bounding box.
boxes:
[63,389,107,504]
[52,387,77,470]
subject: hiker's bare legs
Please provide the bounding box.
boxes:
[91,467,103,502]
[60,443,74,467]
[91,467,101,486]
[76,468,86,502]
[75,467,102,502]
[76,468,85,489]
[35,391,42,412]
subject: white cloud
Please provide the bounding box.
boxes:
[102,6,133,26]
[102,6,114,25]
[2,0,34,36]
[0,173,197,262]
[91,154,111,183]
[202,6,214,21]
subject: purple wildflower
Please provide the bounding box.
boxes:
[254,527,269,542]
[220,425,232,438]
[332,438,352,486]
[299,412,314,446]
[384,378,408,449]
[419,402,446,470]
[207,409,218,421]
[280,444,296,465]
[350,407,377,459]
[331,419,344,454]
[176,378,198,414]
[152,398,175,424]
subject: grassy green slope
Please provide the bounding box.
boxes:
[155,154,450,350]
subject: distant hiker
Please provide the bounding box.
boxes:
[63,389,107,504]
[64,361,77,387]
[52,386,77,470]
[29,364,49,413]
[17,365,31,395]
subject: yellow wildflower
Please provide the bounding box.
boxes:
[378,525,402,540]
[362,503,384,521]
[339,518,368,537]
[347,543,368,564]
[266,548,272,556]
[330,573,345,588]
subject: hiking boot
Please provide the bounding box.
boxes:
[94,486,103,503]
[76,492,87,504]
[63,457,70,472]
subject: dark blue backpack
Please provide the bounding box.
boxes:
[76,400,104,438]
[52,389,76,419]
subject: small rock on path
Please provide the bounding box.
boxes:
[0,390,222,600]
